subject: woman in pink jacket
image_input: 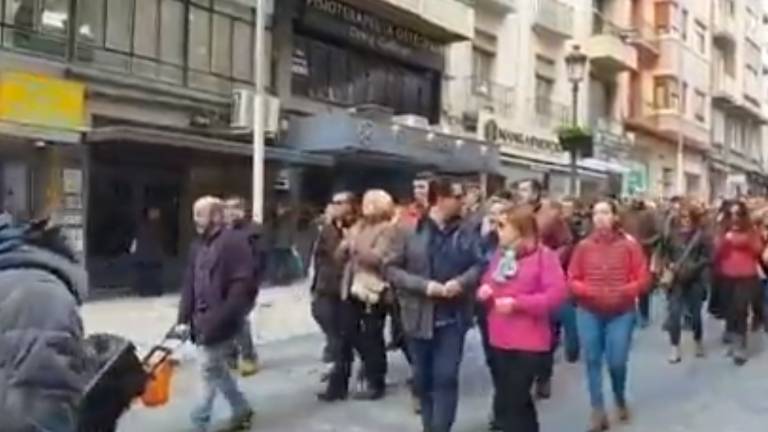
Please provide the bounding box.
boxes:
[477,206,567,432]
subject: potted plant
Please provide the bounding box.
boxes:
[557,125,594,158]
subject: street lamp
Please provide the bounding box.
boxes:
[565,44,588,197]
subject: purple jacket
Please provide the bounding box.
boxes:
[178,228,256,346]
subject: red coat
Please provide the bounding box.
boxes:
[714,229,763,278]
[568,229,650,315]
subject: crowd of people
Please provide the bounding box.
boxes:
[4,172,768,432]
[296,175,768,432]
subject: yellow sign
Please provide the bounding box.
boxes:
[0,72,86,130]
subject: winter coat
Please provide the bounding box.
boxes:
[568,229,650,315]
[178,228,257,346]
[385,216,484,339]
[660,226,711,290]
[622,207,660,258]
[0,234,89,432]
[714,228,764,279]
[479,245,567,352]
[339,219,397,304]
[310,221,345,297]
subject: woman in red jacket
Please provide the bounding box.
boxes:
[568,199,650,432]
[714,200,764,365]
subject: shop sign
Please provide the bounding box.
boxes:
[482,118,563,154]
[0,72,85,130]
[301,0,444,70]
[624,161,648,196]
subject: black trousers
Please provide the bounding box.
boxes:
[476,305,500,419]
[724,276,761,338]
[493,348,546,432]
[312,294,344,362]
[328,299,387,393]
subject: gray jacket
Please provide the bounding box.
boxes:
[0,244,88,432]
[385,217,483,339]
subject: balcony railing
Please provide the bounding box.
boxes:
[533,0,574,38]
[592,10,624,37]
[532,97,570,130]
[627,19,660,55]
[444,75,515,118]
[713,0,737,47]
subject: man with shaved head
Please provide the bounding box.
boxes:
[177,196,256,432]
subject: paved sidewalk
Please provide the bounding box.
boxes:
[82,279,317,356]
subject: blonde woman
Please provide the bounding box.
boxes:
[319,189,397,401]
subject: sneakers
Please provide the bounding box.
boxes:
[239,359,260,377]
[225,409,254,432]
[667,346,682,364]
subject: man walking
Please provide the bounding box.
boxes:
[386,178,484,432]
[224,196,264,377]
[177,196,256,432]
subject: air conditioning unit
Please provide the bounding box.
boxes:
[231,89,280,136]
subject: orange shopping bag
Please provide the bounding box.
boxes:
[141,355,174,407]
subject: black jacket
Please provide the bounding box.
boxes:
[310,221,345,297]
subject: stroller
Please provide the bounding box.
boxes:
[77,329,187,432]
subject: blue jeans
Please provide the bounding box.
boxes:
[576,308,635,410]
[192,339,250,428]
[408,323,467,432]
[555,300,580,358]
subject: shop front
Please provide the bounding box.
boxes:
[0,71,87,256]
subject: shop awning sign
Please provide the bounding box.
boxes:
[0,72,86,131]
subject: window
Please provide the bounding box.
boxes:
[694,89,706,122]
[695,22,706,54]
[105,0,132,51]
[680,8,688,41]
[134,0,159,58]
[653,76,678,110]
[725,0,735,17]
[2,0,70,55]
[680,81,687,114]
[654,1,678,34]
[291,35,439,121]
[212,13,232,76]
[77,0,104,43]
[232,20,253,81]
[188,6,210,71]
[159,0,183,65]
[472,48,494,94]
[535,75,555,115]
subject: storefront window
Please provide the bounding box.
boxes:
[159,0,183,65]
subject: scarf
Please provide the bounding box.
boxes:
[491,239,537,283]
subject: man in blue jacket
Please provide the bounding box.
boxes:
[386,178,484,432]
[177,196,257,432]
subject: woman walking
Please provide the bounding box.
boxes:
[713,200,764,365]
[477,206,567,432]
[319,189,396,401]
[568,200,650,432]
[658,203,711,363]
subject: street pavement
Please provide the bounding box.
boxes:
[96,292,768,432]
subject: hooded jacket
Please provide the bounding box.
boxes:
[0,226,89,432]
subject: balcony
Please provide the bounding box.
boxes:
[627,100,709,149]
[713,0,737,49]
[443,76,515,126]
[590,116,632,158]
[532,0,574,39]
[532,97,570,131]
[474,0,516,14]
[350,0,475,40]
[586,11,637,78]
[626,20,659,59]
[712,72,739,108]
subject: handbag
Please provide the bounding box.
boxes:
[659,230,701,290]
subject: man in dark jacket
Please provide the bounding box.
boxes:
[386,178,484,432]
[0,219,89,432]
[224,196,264,377]
[177,196,256,432]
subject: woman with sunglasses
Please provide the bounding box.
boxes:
[476,205,567,432]
[713,200,764,365]
[568,199,650,432]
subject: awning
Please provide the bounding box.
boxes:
[283,113,500,174]
[579,158,630,174]
[85,126,334,166]
[0,120,82,144]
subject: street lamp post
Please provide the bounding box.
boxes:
[252,0,266,224]
[565,45,588,197]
